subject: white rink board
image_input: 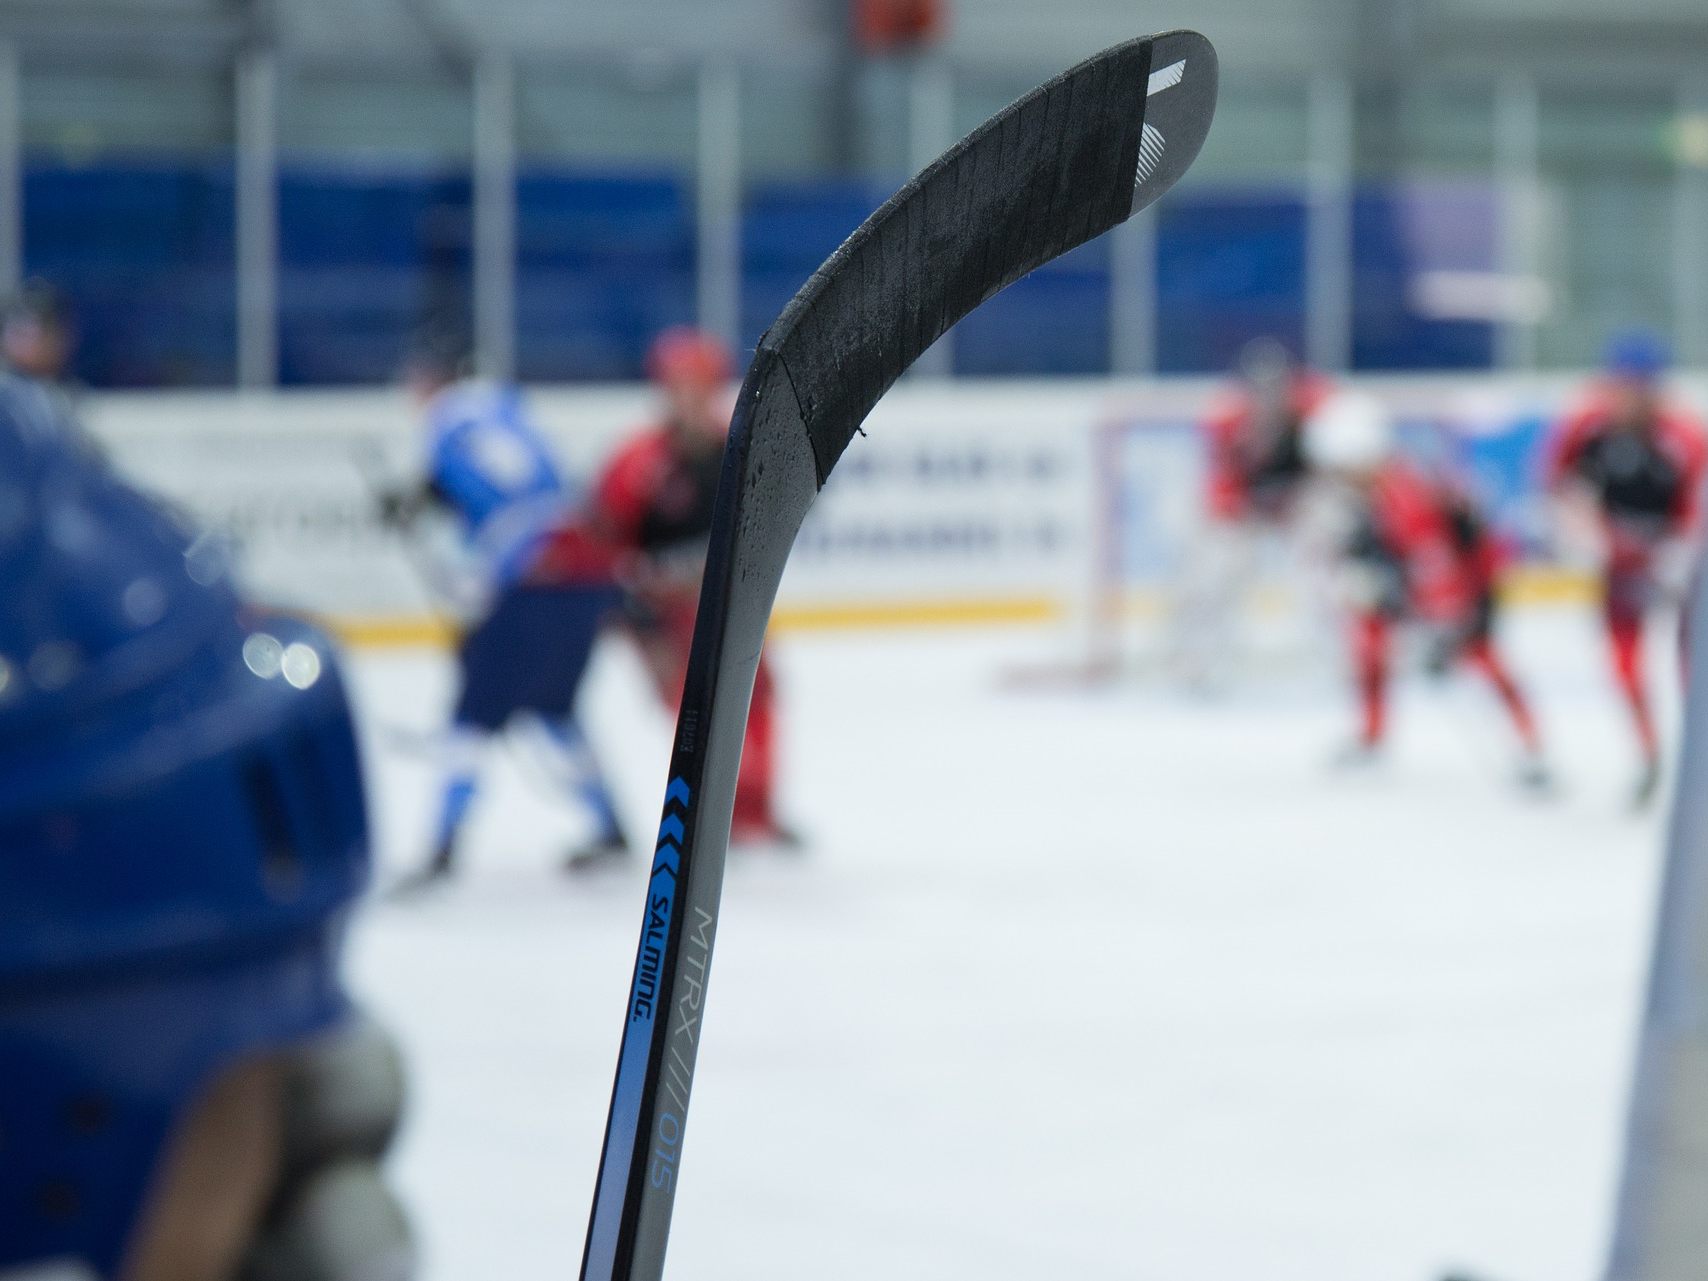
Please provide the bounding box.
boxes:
[81,382,1163,622]
[81,375,1708,630]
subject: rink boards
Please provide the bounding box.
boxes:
[81,373,1708,645]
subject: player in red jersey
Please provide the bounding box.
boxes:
[1308,392,1550,788]
[1176,338,1335,687]
[1548,331,1707,806]
[585,327,795,847]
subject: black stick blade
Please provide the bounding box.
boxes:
[765,29,1216,488]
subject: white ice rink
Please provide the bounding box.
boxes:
[343,609,1673,1281]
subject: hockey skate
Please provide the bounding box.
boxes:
[384,844,457,900]
[564,828,634,874]
[1515,749,1556,795]
[1631,756,1663,812]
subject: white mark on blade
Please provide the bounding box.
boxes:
[1148,59,1186,96]
[1134,123,1167,187]
[1135,58,1185,198]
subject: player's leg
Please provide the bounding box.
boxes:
[1462,638,1543,751]
[1336,610,1391,764]
[395,598,511,892]
[1606,569,1662,804]
[424,722,487,878]
[635,594,795,848]
[543,718,624,842]
[1609,578,1659,759]
[390,716,489,896]
[730,647,799,846]
[635,594,696,706]
[1360,613,1388,749]
[1461,635,1551,787]
[1453,587,1550,786]
[540,716,632,870]
[477,579,630,870]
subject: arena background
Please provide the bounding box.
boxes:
[81,374,1708,650]
[14,0,1708,644]
[16,4,1708,1280]
[10,0,1708,384]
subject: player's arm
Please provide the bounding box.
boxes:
[589,436,659,548]
[1644,411,1708,602]
[1544,401,1611,564]
[533,530,623,592]
[584,434,699,617]
[525,487,625,587]
[376,474,454,527]
[1334,516,1405,614]
[590,436,706,586]
[1667,410,1708,535]
[377,422,469,528]
[1545,402,1600,493]
[1380,476,1473,624]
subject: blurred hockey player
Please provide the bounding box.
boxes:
[2,278,76,386]
[1308,391,1550,788]
[0,278,106,463]
[1203,338,1333,525]
[0,378,412,1280]
[574,326,795,846]
[384,332,627,889]
[1175,337,1334,688]
[1547,330,1707,807]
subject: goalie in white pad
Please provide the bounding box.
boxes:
[1171,337,1334,688]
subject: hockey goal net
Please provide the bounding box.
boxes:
[1014,405,1339,689]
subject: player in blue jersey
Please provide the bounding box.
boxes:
[0,376,413,1280]
[383,332,628,890]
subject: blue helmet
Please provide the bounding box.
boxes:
[1604,328,1670,383]
[0,377,370,1276]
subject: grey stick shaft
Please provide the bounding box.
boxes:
[1604,573,1708,1280]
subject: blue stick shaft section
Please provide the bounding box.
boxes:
[583,779,691,1281]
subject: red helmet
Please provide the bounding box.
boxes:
[647,326,733,389]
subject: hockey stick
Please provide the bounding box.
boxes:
[347,439,471,614]
[1599,564,1708,1277]
[580,31,1219,1281]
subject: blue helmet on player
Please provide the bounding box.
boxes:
[0,377,370,1276]
[1604,328,1670,383]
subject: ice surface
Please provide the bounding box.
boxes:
[343,608,1671,1281]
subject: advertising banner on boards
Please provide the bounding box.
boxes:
[84,375,1701,639]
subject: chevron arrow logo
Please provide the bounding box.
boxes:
[651,777,691,882]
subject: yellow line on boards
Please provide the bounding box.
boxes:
[1500,566,1598,606]
[316,571,1600,650]
[317,615,459,649]
[318,596,1064,648]
[774,596,1063,630]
